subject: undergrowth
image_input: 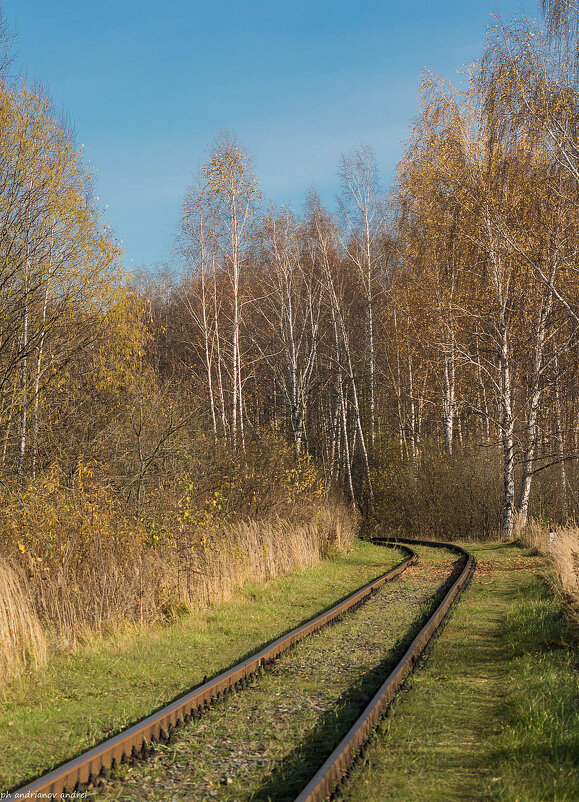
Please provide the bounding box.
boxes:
[0,439,357,682]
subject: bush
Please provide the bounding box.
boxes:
[370,440,502,540]
[0,465,163,641]
[0,443,357,678]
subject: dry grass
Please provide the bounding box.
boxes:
[516,517,579,624]
[0,558,46,685]
[0,461,358,680]
[513,515,549,551]
[188,505,357,607]
[551,527,579,619]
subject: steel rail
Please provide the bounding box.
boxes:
[6,543,416,800]
[294,537,476,802]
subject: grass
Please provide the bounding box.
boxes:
[95,547,456,801]
[0,539,402,793]
[0,559,46,685]
[550,526,579,618]
[339,543,579,802]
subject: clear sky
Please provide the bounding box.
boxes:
[3,0,531,271]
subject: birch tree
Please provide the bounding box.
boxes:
[254,209,322,456]
[201,133,260,452]
[338,143,387,448]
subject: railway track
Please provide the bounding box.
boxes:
[6,538,474,802]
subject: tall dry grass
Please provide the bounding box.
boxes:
[188,506,356,607]
[0,559,46,685]
[516,517,579,624]
[551,528,579,621]
[0,460,357,680]
[513,515,549,551]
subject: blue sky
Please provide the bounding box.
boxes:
[3,0,531,271]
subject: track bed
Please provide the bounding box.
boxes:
[95,546,464,801]
[8,540,474,802]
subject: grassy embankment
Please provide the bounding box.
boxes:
[0,539,404,793]
[340,542,579,802]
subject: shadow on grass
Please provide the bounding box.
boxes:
[479,541,522,551]
[250,559,465,802]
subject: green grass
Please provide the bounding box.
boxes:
[339,543,579,802]
[0,540,404,792]
[96,546,456,801]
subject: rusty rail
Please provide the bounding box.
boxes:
[6,543,416,800]
[294,537,476,802]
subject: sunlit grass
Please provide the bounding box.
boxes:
[340,544,579,802]
[0,539,402,792]
[0,559,46,685]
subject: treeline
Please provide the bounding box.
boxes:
[146,2,579,540]
[0,27,357,679]
[0,0,576,536]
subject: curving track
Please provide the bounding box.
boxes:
[6,538,475,802]
[295,538,475,802]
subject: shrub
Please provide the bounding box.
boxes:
[0,447,357,678]
[0,465,164,641]
[371,440,502,541]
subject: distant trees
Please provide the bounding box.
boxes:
[178,132,260,451]
[146,1,579,535]
[254,208,322,457]
[0,0,569,539]
[172,147,384,512]
[338,143,387,449]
